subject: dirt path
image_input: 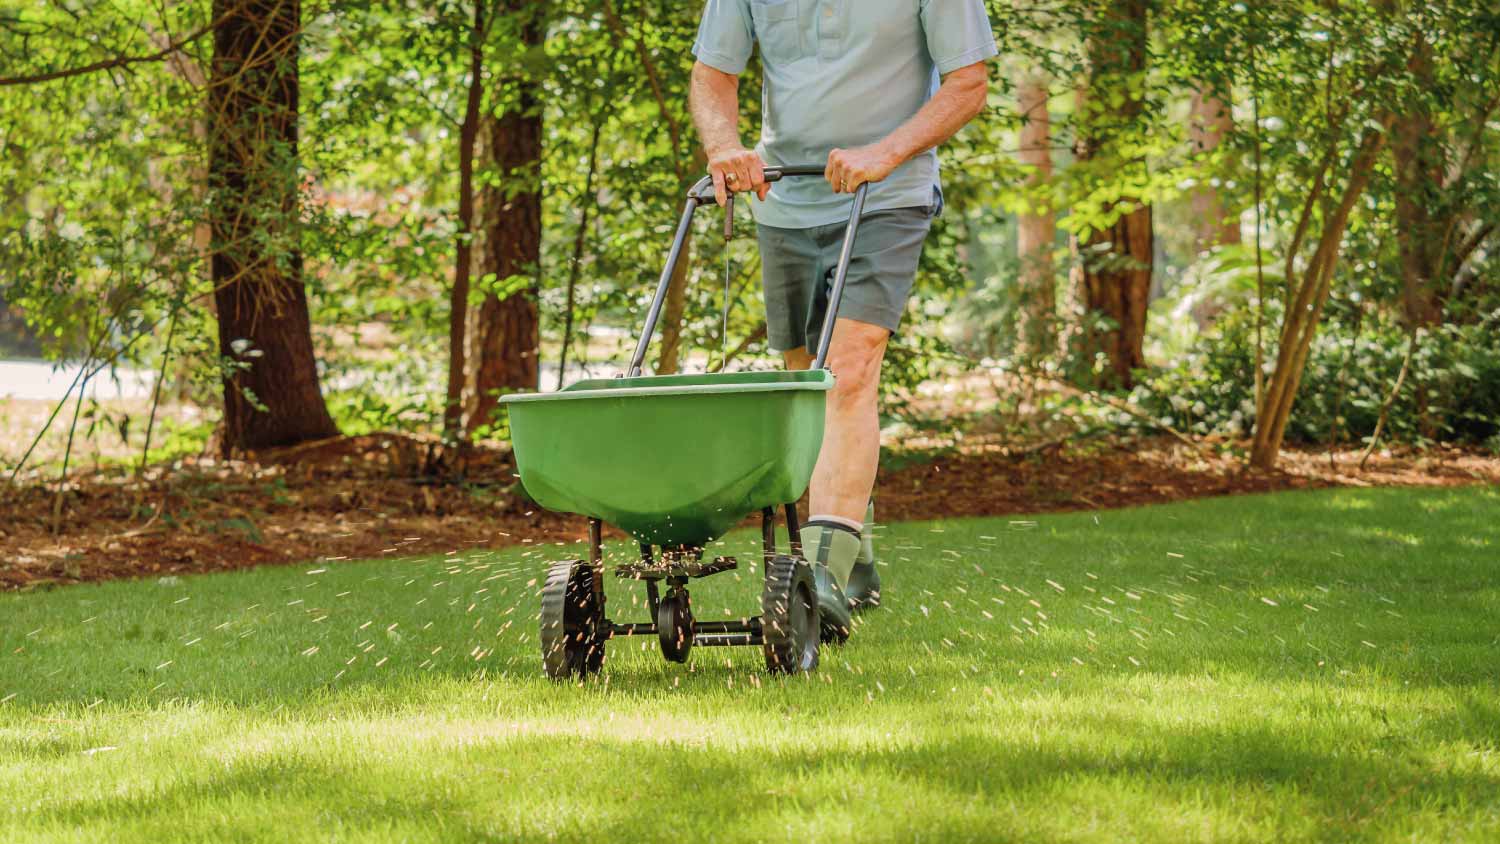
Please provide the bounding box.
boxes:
[3,434,1495,591]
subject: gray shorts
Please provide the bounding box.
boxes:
[757,204,935,353]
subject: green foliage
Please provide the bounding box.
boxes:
[2,0,1497,458]
[1131,303,1500,446]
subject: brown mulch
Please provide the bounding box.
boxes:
[2,433,1496,591]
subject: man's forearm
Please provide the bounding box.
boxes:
[878,64,989,167]
[825,62,989,193]
[689,62,743,157]
[689,61,769,204]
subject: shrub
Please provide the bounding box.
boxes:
[1131,305,1500,446]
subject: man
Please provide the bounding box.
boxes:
[689,0,996,638]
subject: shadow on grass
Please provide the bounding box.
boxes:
[21,715,1500,841]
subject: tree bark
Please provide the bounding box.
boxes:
[444,0,486,438]
[1188,85,1241,252]
[1250,127,1387,469]
[1077,206,1153,387]
[600,0,701,375]
[207,0,338,453]
[1071,0,1153,389]
[469,1,543,433]
[1389,34,1446,328]
[1015,74,1057,358]
[558,119,604,390]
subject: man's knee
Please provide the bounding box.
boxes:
[825,321,888,402]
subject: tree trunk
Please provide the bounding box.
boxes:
[600,0,703,376]
[469,2,543,433]
[1249,127,1387,469]
[1015,74,1057,358]
[1071,0,1153,390]
[1390,35,1446,328]
[655,226,694,375]
[1188,85,1241,252]
[653,147,709,376]
[558,119,604,390]
[207,0,338,453]
[444,0,485,438]
[1077,206,1153,387]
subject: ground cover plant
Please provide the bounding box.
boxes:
[3,485,1496,843]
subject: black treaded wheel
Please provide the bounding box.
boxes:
[657,587,694,663]
[540,559,606,680]
[762,554,819,674]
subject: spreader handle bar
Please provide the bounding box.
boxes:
[627,164,869,377]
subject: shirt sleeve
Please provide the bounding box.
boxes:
[692,0,756,75]
[920,0,1000,75]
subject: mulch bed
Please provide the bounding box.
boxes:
[3,433,1495,591]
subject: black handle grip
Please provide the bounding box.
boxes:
[686,163,829,203]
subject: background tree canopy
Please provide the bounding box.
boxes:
[2,0,1498,476]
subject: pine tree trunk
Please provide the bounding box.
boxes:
[469,2,543,433]
[1015,74,1057,359]
[208,0,338,453]
[1188,86,1241,252]
[1078,206,1153,388]
[1071,0,1153,390]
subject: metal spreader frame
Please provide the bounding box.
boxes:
[627,165,870,376]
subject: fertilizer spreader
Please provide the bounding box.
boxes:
[501,165,869,679]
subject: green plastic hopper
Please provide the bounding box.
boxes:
[502,369,831,547]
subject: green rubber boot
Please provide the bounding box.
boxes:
[846,500,882,612]
[800,522,857,642]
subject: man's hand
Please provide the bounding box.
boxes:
[825,143,901,194]
[708,146,769,206]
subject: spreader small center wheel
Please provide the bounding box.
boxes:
[657,586,694,663]
[761,555,819,674]
[540,560,607,680]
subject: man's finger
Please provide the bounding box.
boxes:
[824,150,840,189]
[712,169,727,206]
[747,155,766,191]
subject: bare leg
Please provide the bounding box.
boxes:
[792,319,888,523]
[781,346,813,371]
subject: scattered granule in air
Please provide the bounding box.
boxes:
[1167,552,1184,559]
[1261,597,1279,606]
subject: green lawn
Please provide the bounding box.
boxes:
[2,486,1497,843]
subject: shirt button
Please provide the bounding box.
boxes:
[823,6,832,16]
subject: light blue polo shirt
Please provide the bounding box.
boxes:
[692,0,997,229]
